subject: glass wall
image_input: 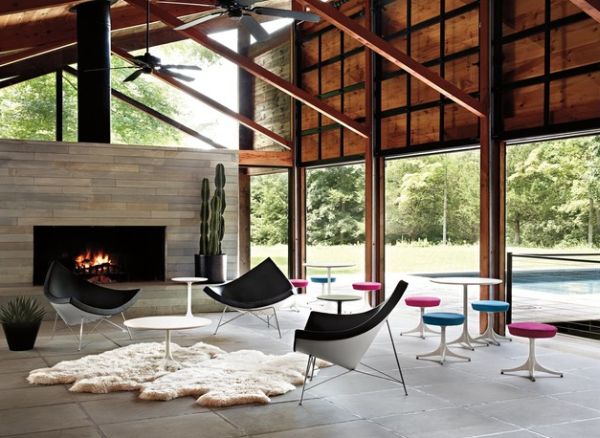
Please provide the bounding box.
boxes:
[305,163,365,287]
[384,149,480,289]
[250,171,289,273]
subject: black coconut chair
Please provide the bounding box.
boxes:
[44,261,140,350]
[203,257,293,338]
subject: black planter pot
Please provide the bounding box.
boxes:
[2,321,41,351]
[195,254,227,283]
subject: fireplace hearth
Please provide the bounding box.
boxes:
[33,226,166,285]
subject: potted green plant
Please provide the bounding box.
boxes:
[194,163,227,282]
[0,297,45,351]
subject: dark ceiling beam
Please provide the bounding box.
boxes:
[569,0,600,23]
[0,40,74,69]
[0,3,213,53]
[62,65,227,149]
[298,0,485,118]
[125,0,368,138]
[0,0,79,16]
[112,46,293,149]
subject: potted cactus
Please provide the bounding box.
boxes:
[194,163,227,282]
[0,297,45,351]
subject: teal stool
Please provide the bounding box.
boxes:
[310,276,336,295]
[471,300,511,346]
[416,312,471,365]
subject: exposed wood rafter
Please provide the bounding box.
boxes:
[0,0,77,16]
[569,0,600,23]
[62,65,227,149]
[124,0,369,138]
[0,40,74,69]
[112,46,292,150]
[297,0,485,118]
[239,150,293,167]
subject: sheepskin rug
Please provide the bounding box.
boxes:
[28,342,326,407]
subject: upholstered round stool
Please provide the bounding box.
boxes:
[471,300,511,346]
[311,276,336,294]
[352,281,381,307]
[416,312,470,365]
[287,279,309,312]
[401,296,441,339]
[501,322,563,382]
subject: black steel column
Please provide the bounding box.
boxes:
[73,0,112,143]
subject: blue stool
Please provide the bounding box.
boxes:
[416,312,471,365]
[471,300,511,346]
[310,276,336,295]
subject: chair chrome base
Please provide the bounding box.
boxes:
[501,338,563,382]
[299,320,407,405]
[213,305,282,338]
[51,312,132,351]
[401,308,440,339]
[416,326,471,365]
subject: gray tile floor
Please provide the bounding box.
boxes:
[2,299,600,438]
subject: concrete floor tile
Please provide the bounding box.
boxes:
[99,411,243,438]
[533,418,600,438]
[0,385,74,410]
[217,399,359,435]
[0,403,92,436]
[250,419,398,438]
[373,406,517,438]
[2,426,103,438]
[0,357,48,374]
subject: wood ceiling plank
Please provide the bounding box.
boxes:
[239,150,293,167]
[298,0,485,118]
[124,0,368,138]
[569,0,600,23]
[0,0,79,16]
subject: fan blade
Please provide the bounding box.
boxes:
[237,0,262,7]
[252,7,320,22]
[156,1,217,6]
[161,69,195,82]
[160,64,202,70]
[123,69,144,82]
[174,9,224,30]
[239,14,269,43]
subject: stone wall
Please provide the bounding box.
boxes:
[0,139,239,315]
[254,44,292,151]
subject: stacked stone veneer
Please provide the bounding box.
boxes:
[0,139,239,315]
[254,44,292,151]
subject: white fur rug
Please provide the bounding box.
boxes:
[28,342,326,407]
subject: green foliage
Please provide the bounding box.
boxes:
[200,164,226,255]
[251,173,289,245]
[0,297,45,324]
[306,165,365,245]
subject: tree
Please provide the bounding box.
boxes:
[250,172,288,245]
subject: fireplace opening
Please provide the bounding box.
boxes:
[33,226,166,285]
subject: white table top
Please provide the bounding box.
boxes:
[124,316,211,330]
[171,277,207,283]
[304,262,355,269]
[430,277,503,286]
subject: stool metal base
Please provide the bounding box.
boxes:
[501,338,563,382]
[474,312,512,346]
[401,308,440,339]
[416,326,471,365]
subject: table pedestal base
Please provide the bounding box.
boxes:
[162,329,182,371]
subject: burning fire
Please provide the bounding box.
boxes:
[74,249,112,269]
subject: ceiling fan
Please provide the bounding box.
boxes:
[120,0,202,82]
[156,0,321,42]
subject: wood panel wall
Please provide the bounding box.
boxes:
[497,0,600,139]
[298,0,368,165]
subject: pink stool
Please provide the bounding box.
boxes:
[401,296,441,339]
[501,322,563,382]
[288,279,309,312]
[352,282,381,307]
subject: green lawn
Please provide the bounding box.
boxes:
[251,244,599,275]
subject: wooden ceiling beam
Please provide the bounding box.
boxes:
[569,0,600,23]
[125,0,368,138]
[112,46,292,150]
[0,3,213,53]
[297,0,485,118]
[239,150,293,167]
[0,0,79,16]
[0,40,74,69]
